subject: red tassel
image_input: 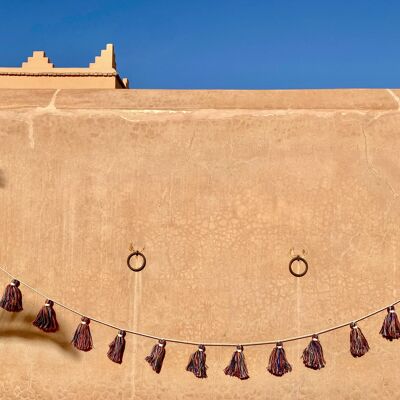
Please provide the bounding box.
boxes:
[107,330,126,364]
[72,317,93,352]
[223,345,249,380]
[0,279,23,312]
[380,306,400,341]
[302,335,326,370]
[186,345,208,378]
[267,342,292,377]
[32,299,59,332]
[145,339,166,373]
[350,322,369,357]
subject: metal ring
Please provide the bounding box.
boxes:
[289,255,308,277]
[127,251,146,272]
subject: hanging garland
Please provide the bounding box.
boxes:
[0,265,399,379]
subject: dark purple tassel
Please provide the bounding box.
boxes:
[0,279,23,312]
[350,322,369,357]
[302,335,326,370]
[145,339,166,373]
[186,345,208,378]
[72,317,93,352]
[380,306,400,341]
[223,345,249,380]
[32,299,59,332]
[267,342,292,377]
[107,330,126,364]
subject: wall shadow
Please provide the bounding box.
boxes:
[0,311,80,359]
[0,169,5,188]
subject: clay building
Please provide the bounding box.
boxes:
[0,45,399,399]
[0,44,128,89]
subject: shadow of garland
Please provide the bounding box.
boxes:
[0,310,81,359]
[0,169,5,188]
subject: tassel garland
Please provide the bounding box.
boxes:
[302,335,326,370]
[0,279,23,312]
[107,330,126,364]
[186,345,208,378]
[350,323,369,357]
[267,342,292,377]
[32,299,59,332]
[145,339,166,373]
[72,317,93,352]
[223,345,249,380]
[380,306,400,341]
[4,267,400,379]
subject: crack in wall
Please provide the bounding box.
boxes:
[386,89,400,110]
[27,116,35,149]
[24,89,61,149]
[45,88,60,110]
[361,126,399,199]
[1,105,399,127]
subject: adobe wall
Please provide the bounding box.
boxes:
[0,88,400,399]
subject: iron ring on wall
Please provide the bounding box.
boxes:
[127,251,147,272]
[289,255,308,277]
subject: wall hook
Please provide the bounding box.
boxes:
[289,255,308,277]
[127,250,147,272]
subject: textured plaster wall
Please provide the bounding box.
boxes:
[0,88,400,399]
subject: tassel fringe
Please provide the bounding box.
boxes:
[32,300,59,332]
[0,279,23,312]
[350,323,369,357]
[107,330,126,364]
[186,345,208,378]
[380,306,400,341]
[223,345,249,380]
[302,335,326,370]
[72,317,93,352]
[267,342,292,377]
[145,339,166,373]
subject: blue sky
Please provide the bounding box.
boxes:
[2,1,400,89]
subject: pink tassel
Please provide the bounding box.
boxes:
[72,317,93,352]
[186,345,208,378]
[145,339,166,373]
[302,335,326,370]
[267,342,292,377]
[107,330,126,364]
[350,322,369,357]
[0,279,23,312]
[32,299,59,333]
[380,306,400,341]
[223,345,249,380]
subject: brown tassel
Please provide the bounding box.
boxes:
[267,342,292,377]
[223,345,249,380]
[0,279,23,312]
[302,335,326,370]
[380,306,400,341]
[350,322,369,357]
[32,300,59,332]
[107,330,126,364]
[72,317,93,352]
[145,339,166,373]
[186,345,208,378]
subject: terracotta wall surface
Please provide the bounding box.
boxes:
[0,88,400,399]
